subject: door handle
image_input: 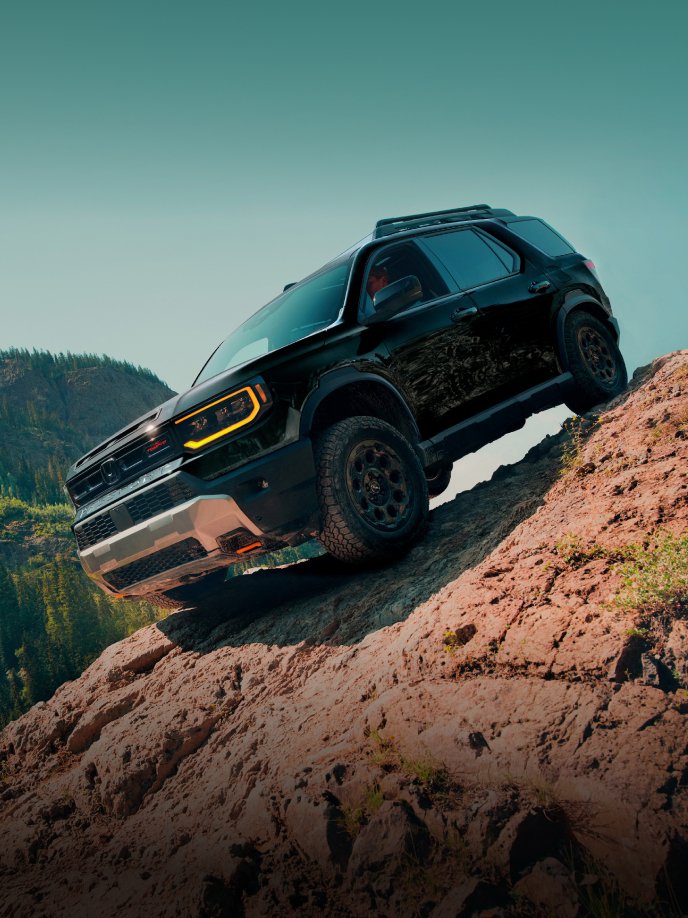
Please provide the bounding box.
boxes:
[528,279,551,294]
[451,305,478,322]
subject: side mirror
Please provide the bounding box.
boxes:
[366,275,423,323]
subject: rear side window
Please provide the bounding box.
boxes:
[507,219,574,256]
[421,229,514,290]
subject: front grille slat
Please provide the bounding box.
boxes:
[103,538,207,591]
[75,478,196,550]
[72,469,105,503]
[74,514,118,550]
[125,479,195,524]
[70,425,175,506]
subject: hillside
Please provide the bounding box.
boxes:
[0,351,175,727]
[1,352,687,917]
[0,349,174,505]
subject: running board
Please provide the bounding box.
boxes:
[418,372,573,467]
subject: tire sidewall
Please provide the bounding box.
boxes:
[316,417,428,558]
[426,463,452,498]
[563,311,627,411]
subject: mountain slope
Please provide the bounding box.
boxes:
[0,349,174,504]
[0,350,175,727]
[1,352,687,917]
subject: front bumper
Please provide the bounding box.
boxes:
[74,438,319,597]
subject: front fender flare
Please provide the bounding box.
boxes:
[298,367,420,442]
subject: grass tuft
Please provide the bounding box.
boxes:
[613,530,688,615]
[559,415,598,476]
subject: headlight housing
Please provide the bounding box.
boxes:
[174,382,271,449]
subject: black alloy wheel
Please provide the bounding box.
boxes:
[577,325,618,387]
[562,311,628,414]
[345,438,413,531]
[315,416,429,563]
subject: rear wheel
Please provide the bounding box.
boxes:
[426,463,453,498]
[315,416,429,563]
[562,311,627,414]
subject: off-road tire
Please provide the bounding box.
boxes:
[315,416,429,563]
[562,311,627,414]
[426,463,453,498]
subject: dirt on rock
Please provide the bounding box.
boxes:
[1,352,687,917]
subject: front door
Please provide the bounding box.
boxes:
[358,240,482,436]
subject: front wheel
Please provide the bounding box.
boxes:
[314,416,429,564]
[562,311,627,414]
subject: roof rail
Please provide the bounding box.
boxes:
[373,204,513,239]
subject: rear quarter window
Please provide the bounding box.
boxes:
[507,219,575,256]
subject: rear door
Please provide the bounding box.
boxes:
[418,227,559,415]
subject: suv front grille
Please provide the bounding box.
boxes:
[74,478,197,550]
[69,426,176,506]
[125,479,195,524]
[103,538,207,591]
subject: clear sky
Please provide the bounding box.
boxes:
[2,0,686,496]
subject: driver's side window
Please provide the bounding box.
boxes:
[359,242,449,320]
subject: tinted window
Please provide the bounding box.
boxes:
[482,234,519,273]
[195,260,350,384]
[422,229,511,290]
[360,242,449,319]
[507,219,574,256]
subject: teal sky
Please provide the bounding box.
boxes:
[2,0,686,493]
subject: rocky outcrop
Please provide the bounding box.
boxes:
[1,352,687,917]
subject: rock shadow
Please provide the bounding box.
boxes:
[157,431,566,654]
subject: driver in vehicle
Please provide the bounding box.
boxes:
[367,265,390,300]
[361,264,390,318]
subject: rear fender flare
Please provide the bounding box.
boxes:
[554,294,617,371]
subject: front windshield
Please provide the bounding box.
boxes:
[194,260,351,385]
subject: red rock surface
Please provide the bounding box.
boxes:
[1,352,687,917]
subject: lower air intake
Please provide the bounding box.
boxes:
[125,478,195,524]
[75,513,118,550]
[103,538,207,591]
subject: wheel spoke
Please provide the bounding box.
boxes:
[345,439,414,531]
[577,325,618,387]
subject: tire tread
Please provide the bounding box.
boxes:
[563,311,627,414]
[315,416,428,563]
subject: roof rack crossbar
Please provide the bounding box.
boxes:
[373,204,505,239]
[376,204,491,229]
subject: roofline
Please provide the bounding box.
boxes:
[373,204,516,239]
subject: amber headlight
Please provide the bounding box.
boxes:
[174,383,270,449]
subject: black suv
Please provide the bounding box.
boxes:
[66,205,627,607]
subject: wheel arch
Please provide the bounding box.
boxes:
[554,294,619,372]
[300,370,420,445]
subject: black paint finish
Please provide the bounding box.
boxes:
[66,206,623,580]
